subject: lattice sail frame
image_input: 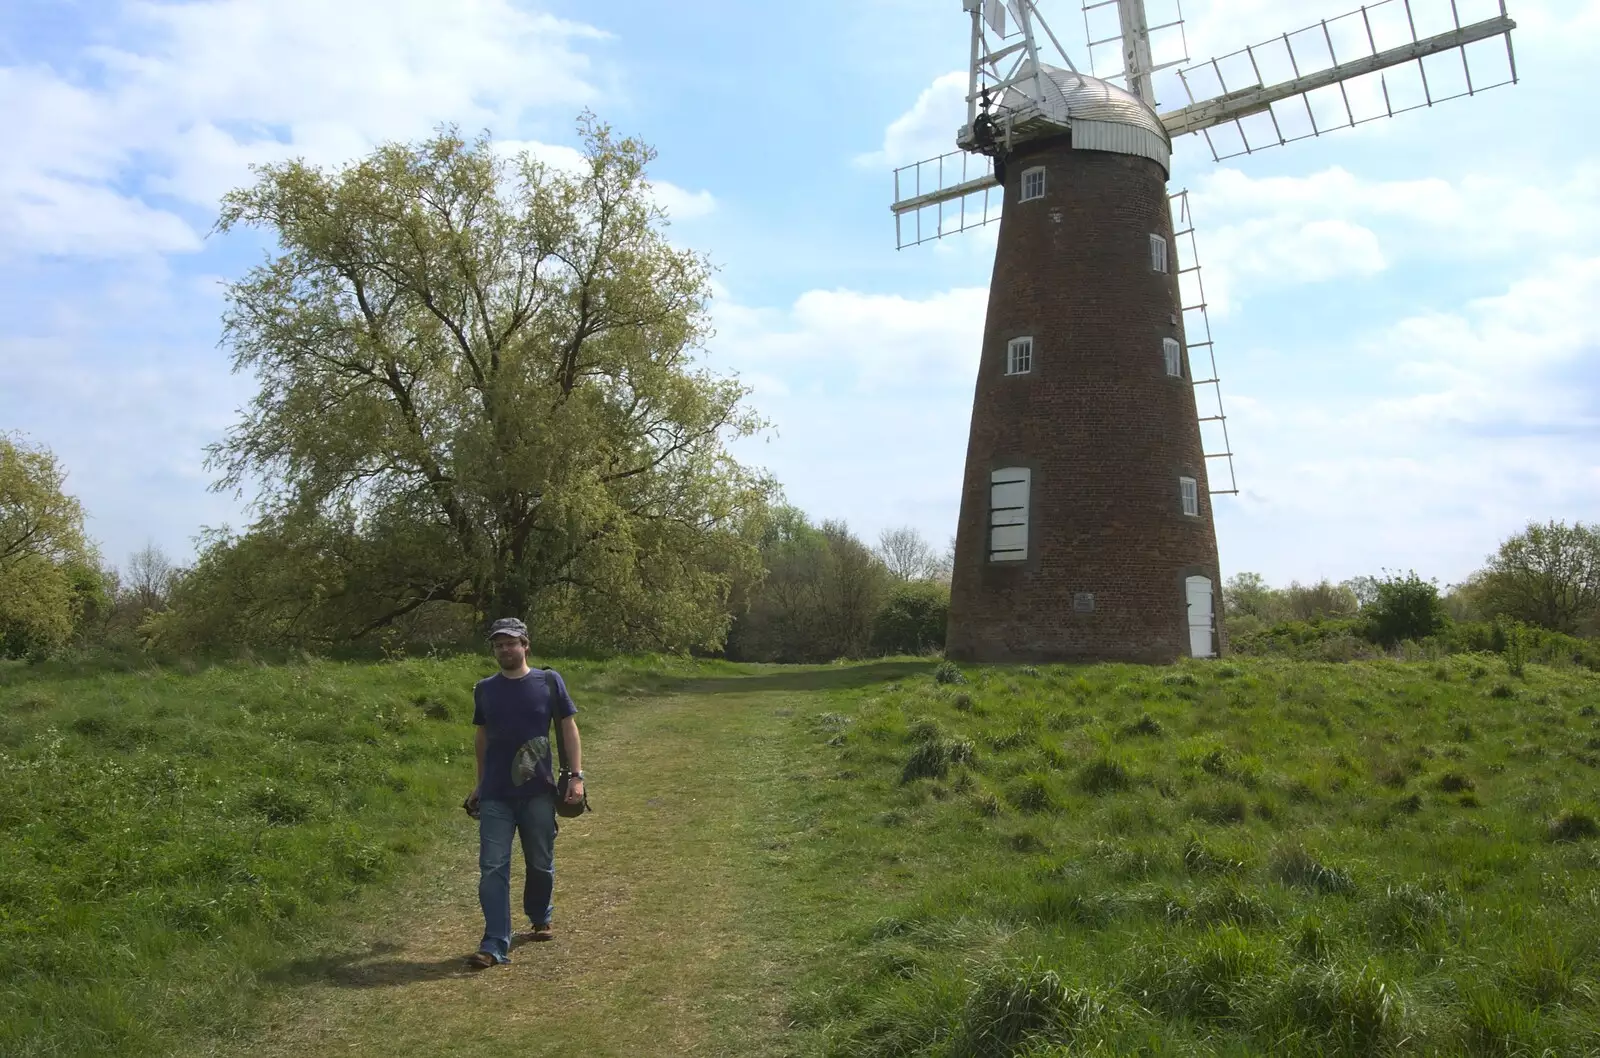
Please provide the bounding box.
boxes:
[1160,0,1518,161]
[1170,190,1237,498]
[890,0,1518,244]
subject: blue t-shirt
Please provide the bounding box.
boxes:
[472,668,578,801]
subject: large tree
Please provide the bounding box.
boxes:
[875,525,948,583]
[0,433,99,657]
[1472,520,1600,635]
[199,120,770,650]
[725,508,890,662]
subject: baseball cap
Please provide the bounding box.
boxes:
[486,617,528,641]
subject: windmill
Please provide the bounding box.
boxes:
[890,0,1517,664]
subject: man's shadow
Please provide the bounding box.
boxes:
[265,940,481,988]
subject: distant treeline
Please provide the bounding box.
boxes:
[1224,520,1600,669]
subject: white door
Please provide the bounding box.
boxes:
[1185,576,1215,658]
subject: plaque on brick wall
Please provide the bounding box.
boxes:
[1073,592,1094,614]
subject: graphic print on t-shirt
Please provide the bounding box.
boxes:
[511,735,553,788]
[473,668,578,801]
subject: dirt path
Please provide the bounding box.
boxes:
[215,687,808,1058]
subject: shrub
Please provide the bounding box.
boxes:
[871,580,949,656]
[933,660,967,685]
[1503,620,1529,677]
[1363,571,1446,648]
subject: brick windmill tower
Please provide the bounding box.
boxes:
[890,0,1517,664]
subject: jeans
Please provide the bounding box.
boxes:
[477,794,556,962]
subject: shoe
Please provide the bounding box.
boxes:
[516,923,554,943]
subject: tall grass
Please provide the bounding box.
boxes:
[0,653,671,1057]
[794,656,1600,1056]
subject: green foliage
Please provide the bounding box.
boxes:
[726,509,890,662]
[1473,520,1600,635]
[1440,619,1600,671]
[1363,570,1447,648]
[182,120,771,654]
[1224,571,1362,625]
[0,433,100,659]
[1227,616,1382,661]
[871,579,949,656]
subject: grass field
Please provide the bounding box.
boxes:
[0,653,671,1056]
[3,652,1599,1056]
[794,657,1600,1056]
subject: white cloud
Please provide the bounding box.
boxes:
[711,285,987,544]
[857,70,967,169]
[1217,254,1600,584]
[716,286,987,393]
[651,182,717,222]
[0,292,255,565]
[1184,163,1600,314]
[0,0,623,258]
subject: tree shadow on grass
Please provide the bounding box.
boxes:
[647,659,937,696]
[264,940,480,989]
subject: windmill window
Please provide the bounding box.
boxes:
[1163,337,1182,377]
[1150,234,1169,273]
[989,468,1030,562]
[1020,166,1046,202]
[1180,476,1199,517]
[1006,336,1033,375]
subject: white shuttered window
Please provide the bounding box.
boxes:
[1006,336,1033,375]
[1180,476,1199,517]
[1150,234,1169,273]
[989,468,1030,562]
[1021,166,1046,202]
[1163,337,1182,377]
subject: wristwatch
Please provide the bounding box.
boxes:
[565,771,585,781]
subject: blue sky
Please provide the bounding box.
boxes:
[2,0,1597,591]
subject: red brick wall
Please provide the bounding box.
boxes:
[945,137,1225,664]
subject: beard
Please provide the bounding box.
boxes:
[494,642,527,671]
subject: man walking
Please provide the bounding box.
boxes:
[464,618,584,968]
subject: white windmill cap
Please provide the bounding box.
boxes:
[999,66,1172,176]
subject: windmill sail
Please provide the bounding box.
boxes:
[892,150,1002,249]
[1081,0,1193,104]
[892,0,1075,248]
[1159,0,1516,160]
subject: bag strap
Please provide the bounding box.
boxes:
[542,668,570,774]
